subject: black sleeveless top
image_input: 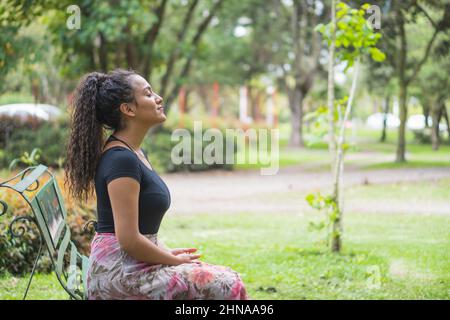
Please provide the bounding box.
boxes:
[94,135,171,235]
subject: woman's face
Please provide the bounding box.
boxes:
[129,74,166,126]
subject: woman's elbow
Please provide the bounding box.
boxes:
[117,234,139,252]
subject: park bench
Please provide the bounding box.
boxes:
[0,164,94,300]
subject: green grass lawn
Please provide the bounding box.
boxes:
[161,211,450,299]
[346,178,450,202]
[1,180,449,300]
[234,126,450,172]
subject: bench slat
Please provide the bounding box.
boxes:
[53,219,66,247]
[81,254,89,299]
[34,180,65,246]
[56,229,71,276]
[30,198,55,256]
[67,243,78,292]
[52,178,68,220]
[8,165,48,193]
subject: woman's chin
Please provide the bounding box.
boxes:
[158,114,167,123]
[147,115,167,128]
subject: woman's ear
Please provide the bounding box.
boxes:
[119,102,136,117]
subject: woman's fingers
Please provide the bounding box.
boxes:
[177,253,202,264]
[172,248,198,255]
[186,254,202,262]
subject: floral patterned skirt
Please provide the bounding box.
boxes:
[86,232,249,300]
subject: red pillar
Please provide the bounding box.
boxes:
[179,87,186,128]
[211,82,220,128]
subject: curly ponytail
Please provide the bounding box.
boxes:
[64,69,137,203]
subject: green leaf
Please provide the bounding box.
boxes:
[30,148,41,160]
[337,21,347,30]
[314,24,325,34]
[342,143,351,152]
[369,47,386,62]
[336,2,349,11]
[306,192,327,210]
[342,38,350,47]
[308,220,326,232]
[305,193,316,205]
[304,111,318,122]
[8,159,19,171]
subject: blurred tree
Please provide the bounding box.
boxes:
[365,61,396,142]
[0,0,58,90]
[274,0,328,147]
[365,0,450,162]
[188,0,329,145]
[39,0,224,116]
[411,35,450,150]
[327,0,337,160]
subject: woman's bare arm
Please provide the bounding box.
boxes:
[157,238,171,251]
[108,177,200,265]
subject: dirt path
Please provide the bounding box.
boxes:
[162,166,450,216]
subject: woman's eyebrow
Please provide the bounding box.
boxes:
[143,85,153,93]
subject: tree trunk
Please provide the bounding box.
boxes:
[380,95,390,142]
[442,103,450,141]
[98,32,108,72]
[184,87,192,113]
[160,0,224,117]
[394,4,440,162]
[288,85,304,147]
[432,99,446,150]
[142,0,168,79]
[327,0,337,166]
[396,83,407,162]
[431,104,440,151]
[423,104,431,128]
[125,25,137,70]
[160,0,199,99]
[331,58,360,253]
[197,84,211,113]
[395,9,407,163]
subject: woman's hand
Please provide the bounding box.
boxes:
[171,248,202,265]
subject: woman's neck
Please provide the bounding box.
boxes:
[112,128,147,151]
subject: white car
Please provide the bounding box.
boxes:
[406,114,448,132]
[366,113,400,130]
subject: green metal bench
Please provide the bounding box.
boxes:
[0,164,92,300]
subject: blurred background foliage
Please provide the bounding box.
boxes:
[0,0,448,167]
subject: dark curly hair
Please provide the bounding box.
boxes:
[64,69,138,203]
